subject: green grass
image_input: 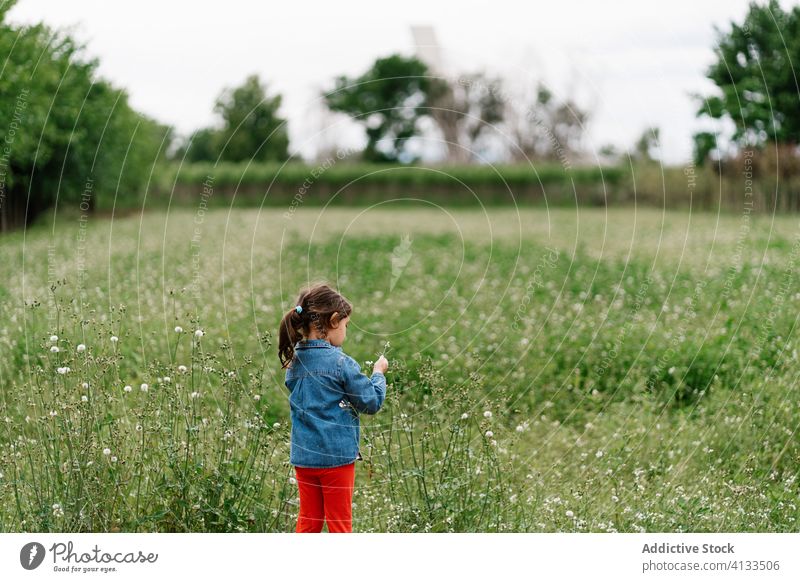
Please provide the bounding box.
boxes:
[0,205,798,532]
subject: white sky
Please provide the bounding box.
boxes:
[8,0,796,164]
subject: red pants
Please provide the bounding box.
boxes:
[294,462,355,533]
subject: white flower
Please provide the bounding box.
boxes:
[56,366,70,375]
[289,476,297,485]
[485,430,494,438]
[178,365,188,373]
[190,391,200,399]
[52,503,64,517]
[102,448,111,456]
[50,335,59,342]
[611,495,619,503]
[460,413,469,420]
[162,376,171,384]
[81,395,88,402]
[82,382,89,389]
[140,383,149,392]
[110,456,118,463]
[174,326,183,333]
[110,335,119,343]
[136,424,143,432]
[194,329,204,338]
[254,394,261,401]
[595,450,604,458]
[516,425,524,432]
[49,410,58,417]
[483,410,492,418]
[273,422,281,429]
[76,344,86,353]
[668,366,676,375]
[566,510,574,518]
[123,385,132,393]
[50,346,60,353]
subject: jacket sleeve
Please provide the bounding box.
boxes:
[339,354,386,414]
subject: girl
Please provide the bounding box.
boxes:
[278,283,388,533]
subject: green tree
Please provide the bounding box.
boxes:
[324,54,431,163]
[694,0,800,162]
[175,75,289,163]
[0,1,170,231]
[214,74,289,162]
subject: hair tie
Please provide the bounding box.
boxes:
[295,305,303,314]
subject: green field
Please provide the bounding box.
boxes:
[1,205,799,532]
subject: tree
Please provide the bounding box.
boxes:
[0,1,170,232]
[694,0,800,161]
[214,75,289,162]
[633,126,661,162]
[174,75,289,163]
[324,54,430,163]
[427,72,505,164]
[506,82,590,164]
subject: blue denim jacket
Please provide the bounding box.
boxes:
[285,338,387,468]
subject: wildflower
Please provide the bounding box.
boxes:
[253,394,261,401]
[140,383,149,392]
[50,335,59,342]
[596,450,604,458]
[56,366,70,375]
[194,329,204,338]
[611,495,619,503]
[289,477,297,485]
[460,413,469,420]
[566,510,574,518]
[81,395,88,402]
[516,425,524,432]
[273,422,281,429]
[485,430,494,438]
[123,385,132,393]
[111,456,118,463]
[52,503,64,518]
[50,346,60,353]
[49,410,58,417]
[136,424,143,432]
[178,365,188,373]
[483,410,492,418]
[174,326,183,333]
[110,336,119,343]
[103,448,111,456]
[82,382,89,389]
[76,344,86,353]
[190,392,200,399]
[162,376,171,384]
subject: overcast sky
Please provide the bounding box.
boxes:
[8,0,797,164]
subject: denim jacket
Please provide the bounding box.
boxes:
[285,338,387,468]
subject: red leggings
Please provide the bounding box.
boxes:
[294,462,355,533]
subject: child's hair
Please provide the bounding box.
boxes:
[278,282,353,368]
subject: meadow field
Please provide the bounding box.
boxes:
[0,205,798,532]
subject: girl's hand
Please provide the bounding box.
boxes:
[373,355,389,374]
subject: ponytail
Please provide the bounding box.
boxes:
[278,307,304,369]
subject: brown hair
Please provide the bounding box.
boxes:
[278,282,353,369]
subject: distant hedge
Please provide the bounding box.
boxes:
[151,160,800,212]
[153,162,627,207]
